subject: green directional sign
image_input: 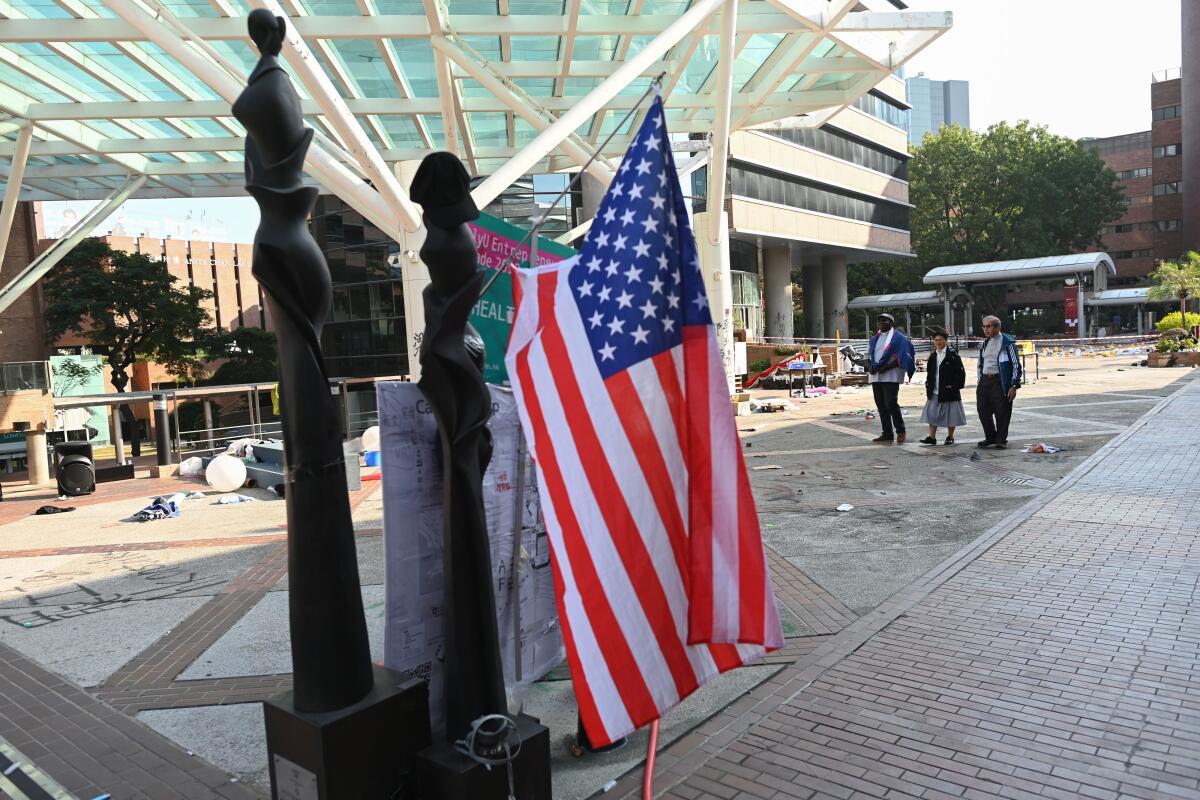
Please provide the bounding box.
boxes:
[467,213,576,385]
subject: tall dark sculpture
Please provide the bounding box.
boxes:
[234,8,372,713]
[409,154,507,740]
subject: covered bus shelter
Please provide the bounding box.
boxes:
[846,289,943,336]
[922,252,1117,337]
[1085,287,1173,334]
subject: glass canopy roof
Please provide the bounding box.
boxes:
[0,0,949,201]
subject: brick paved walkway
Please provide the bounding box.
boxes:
[0,642,260,800]
[608,377,1200,800]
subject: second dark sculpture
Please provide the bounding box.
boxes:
[410,152,508,742]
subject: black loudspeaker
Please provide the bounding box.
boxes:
[54,442,95,497]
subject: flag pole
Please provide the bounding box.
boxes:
[475,74,666,301]
[643,719,661,799]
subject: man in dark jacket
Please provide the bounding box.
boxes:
[976,315,1022,449]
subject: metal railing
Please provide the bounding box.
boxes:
[1152,67,1182,83]
[0,361,49,393]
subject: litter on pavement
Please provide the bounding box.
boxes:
[215,493,257,505]
[1023,443,1062,454]
[179,456,204,478]
[131,494,183,522]
[33,506,76,515]
[836,504,854,512]
[751,465,782,470]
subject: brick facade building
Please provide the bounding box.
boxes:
[1150,73,1184,265]
[0,200,264,436]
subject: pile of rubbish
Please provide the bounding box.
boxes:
[1022,442,1062,454]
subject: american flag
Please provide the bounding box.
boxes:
[504,95,783,747]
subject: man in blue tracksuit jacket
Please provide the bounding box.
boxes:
[976,315,1022,449]
[867,313,916,443]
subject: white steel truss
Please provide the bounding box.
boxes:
[0,0,950,211]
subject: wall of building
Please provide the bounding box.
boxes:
[0,202,47,363]
[1182,2,1200,253]
[1150,77,1184,262]
[0,391,54,433]
[1086,131,1155,285]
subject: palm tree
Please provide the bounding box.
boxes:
[1148,251,1200,323]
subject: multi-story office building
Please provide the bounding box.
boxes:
[3,202,265,364]
[1085,131,1156,287]
[695,75,915,341]
[905,73,970,147]
[308,195,407,379]
[1150,70,1185,264]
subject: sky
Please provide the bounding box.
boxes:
[38,1,1184,242]
[904,0,1183,140]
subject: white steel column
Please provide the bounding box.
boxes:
[0,175,146,315]
[471,0,725,209]
[247,0,420,232]
[0,121,33,269]
[763,244,794,340]
[430,36,613,183]
[395,160,429,381]
[1077,279,1087,339]
[707,0,737,246]
[695,210,736,394]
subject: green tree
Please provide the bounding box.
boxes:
[909,122,1126,269]
[1147,251,1200,322]
[41,238,215,452]
[205,325,279,385]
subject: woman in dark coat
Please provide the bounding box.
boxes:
[919,329,967,445]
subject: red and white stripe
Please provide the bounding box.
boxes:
[505,255,783,747]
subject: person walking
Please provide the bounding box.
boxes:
[976,315,1022,449]
[918,329,966,445]
[868,312,916,444]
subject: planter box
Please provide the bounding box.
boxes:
[1148,352,1176,368]
[1175,352,1200,367]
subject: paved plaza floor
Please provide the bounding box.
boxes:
[0,356,1196,799]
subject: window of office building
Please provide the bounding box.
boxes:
[1154,143,1181,158]
[1115,167,1151,180]
[730,161,910,230]
[1104,222,1155,234]
[1155,219,1181,232]
[759,126,909,180]
[1152,104,1182,121]
[1153,181,1181,196]
[309,196,407,378]
[852,90,910,130]
[1110,249,1153,259]
[1124,194,1153,206]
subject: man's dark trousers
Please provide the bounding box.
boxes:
[872,382,904,439]
[977,373,1012,444]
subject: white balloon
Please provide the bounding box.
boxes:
[206,454,248,493]
[361,425,381,452]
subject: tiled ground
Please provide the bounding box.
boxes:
[0,361,1192,799]
[600,377,1200,800]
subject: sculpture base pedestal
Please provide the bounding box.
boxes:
[263,664,430,800]
[415,714,551,800]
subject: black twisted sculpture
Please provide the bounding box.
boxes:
[233,8,373,713]
[410,153,508,742]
